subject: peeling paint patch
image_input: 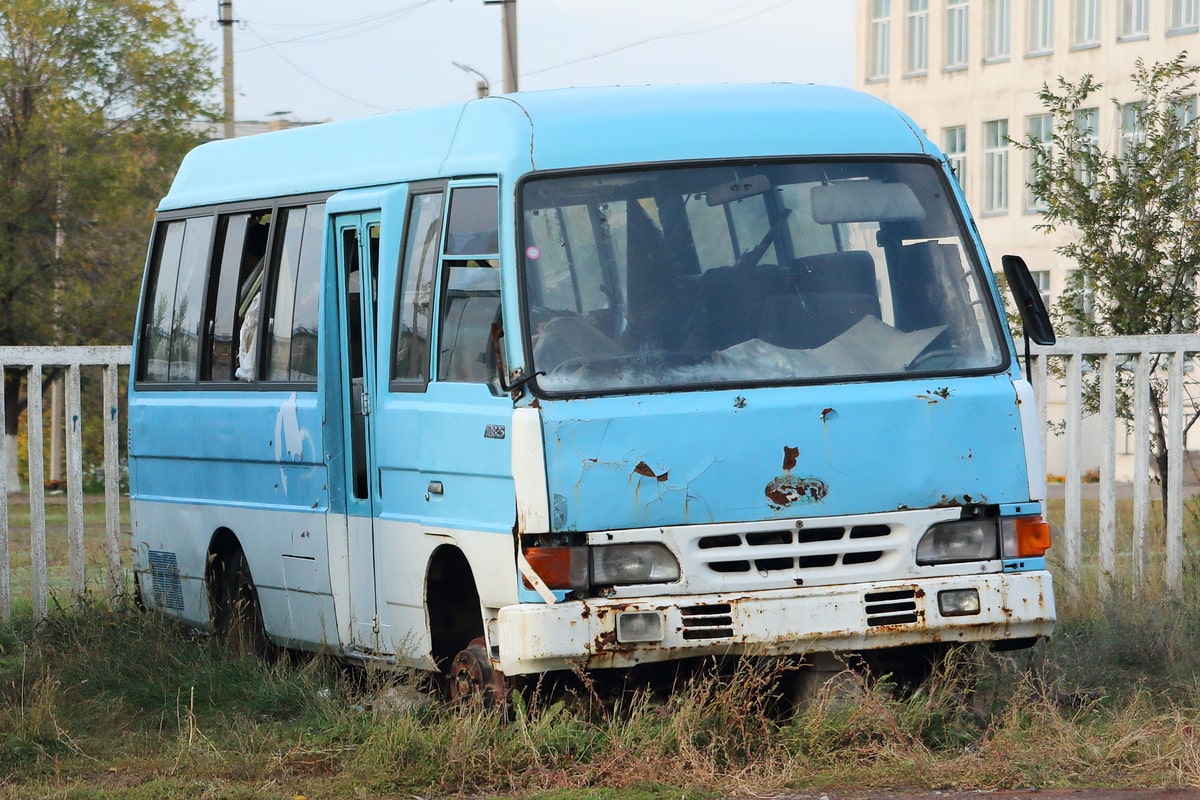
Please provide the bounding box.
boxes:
[633,461,669,482]
[916,387,954,404]
[273,392,312,498]
[765,475,828,509]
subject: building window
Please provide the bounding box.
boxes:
[944,125,967,191]
[1025,113,1053,211]
[1027,0,1054,53]
[985,0,1011,59]
[1072,0,1100,45]
[1032,270,1051,311]
[946,0,970,69]
[869,0,892,80]
[984,119,1009,213]
[905,0,929,74]
[1074,106,1099,185]
[1120,102,1147,155]
[1119,0,1149,37]
[1169,0,1198,30]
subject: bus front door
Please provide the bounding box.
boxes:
[334,212,384,652]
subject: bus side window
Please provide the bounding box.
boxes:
[139,215,214,383]
[436,185,500,385]
[393,191,443,386]
[203,211,269,381]
[438,261,500,383]
[264,204,324,383]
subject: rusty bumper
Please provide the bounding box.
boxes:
[494,571,1054,674]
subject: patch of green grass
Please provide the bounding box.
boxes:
[5,493,1200,797]
[3,585,1200,799]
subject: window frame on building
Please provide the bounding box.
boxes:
[1071,0,1101,47]
[1026,0,1055,54]
[944,125,968,193]
[985,0,1012,60]
[983,118,1010,214]
[946,0,970,70]
[1025,113,1054,213]
[1120,102,1147,156]
[1119,0,1149,38]
[869,0,892,80]
[1169,0,1199,32]
[905,0,930,75]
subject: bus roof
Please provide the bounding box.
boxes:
[160,83,932,211]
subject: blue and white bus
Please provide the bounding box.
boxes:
[130,84,1055,700]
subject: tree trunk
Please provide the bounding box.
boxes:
[3,368,22,494]
[1150,384,1170,525]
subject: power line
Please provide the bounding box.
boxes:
[523,0,794,80]
[236,1,439,53]
[241,25,399,114]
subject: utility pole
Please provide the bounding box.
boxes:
[218,0,236,139]
[484,0,518,92]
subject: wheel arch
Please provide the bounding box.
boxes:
[425,543,485,670]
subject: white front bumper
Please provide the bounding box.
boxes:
[495,571,1054,674]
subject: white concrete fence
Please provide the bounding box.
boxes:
[1031,334,1200,597]
[0,340,1197,621]
[0,346,130,620]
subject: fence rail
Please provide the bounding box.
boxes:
[0,346,131,620]
[0,339,1196,620]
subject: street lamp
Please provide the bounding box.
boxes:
[451,61,490,98]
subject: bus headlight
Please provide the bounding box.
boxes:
[591,543,680,585]
[916,519,999,565]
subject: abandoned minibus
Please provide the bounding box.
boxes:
[128,83,1055,700]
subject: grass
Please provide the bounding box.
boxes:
[4,593,1200,800]
[4,495,1200,798]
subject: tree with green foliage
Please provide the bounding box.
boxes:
[1,0,216,490]
[1017,53,1200,506]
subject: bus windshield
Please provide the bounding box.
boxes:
[520,159,1006,395]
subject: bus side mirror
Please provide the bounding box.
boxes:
[1001,255,1055,346]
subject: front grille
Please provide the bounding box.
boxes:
[864,588,920,627]
[680,603,734,640]
[696,524,895,578]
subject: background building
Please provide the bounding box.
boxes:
[856,0,1198,309]
[855,0,1200,477]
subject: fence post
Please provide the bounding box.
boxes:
[1063,353,1083,581]
[27,365,47,619]
[0,367,7,621]
[1098,352,1116,595]
[67,364,85,602]
[1132,353,1150,597]
[1167,351,1185,593]
[104,360,124,600]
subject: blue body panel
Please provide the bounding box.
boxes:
[159,85,926,212]
[540,374,1030,532]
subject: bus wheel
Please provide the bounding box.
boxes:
[211,548,276,660]
[448,637,508,708]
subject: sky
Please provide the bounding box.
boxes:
[183,0,857,122]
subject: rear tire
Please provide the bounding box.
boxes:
[211,548,276,660]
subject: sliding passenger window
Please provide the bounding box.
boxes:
[438,186,500,384]
[393,191,443,386]
[203,211,271,381]
[264,203,324,382]
[139,215,214,383]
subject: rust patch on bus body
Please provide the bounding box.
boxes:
[633,461,669,482]
[767,445,828,509]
